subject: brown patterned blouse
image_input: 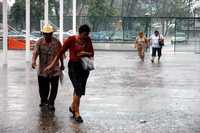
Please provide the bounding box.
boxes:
[34,37,62,77]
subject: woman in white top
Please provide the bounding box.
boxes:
[135,32,148,61]
[149,31,164,63]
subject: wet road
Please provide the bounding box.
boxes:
[0,51,200,133]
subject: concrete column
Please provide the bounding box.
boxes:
[44,0,49,24]
[59,0,64,44]
[26,0,30,62]
[3,0,8,65]
[72,0,76,34]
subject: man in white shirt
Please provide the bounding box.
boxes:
[149,31,164,63]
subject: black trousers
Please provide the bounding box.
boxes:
[68,61,89,97]
[38,76,59,105]
[152,47,162,57]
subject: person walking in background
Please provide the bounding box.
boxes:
[149,31,164,63]
[134,32,148,61]
[44,24,94,123]
[32,24,64,111]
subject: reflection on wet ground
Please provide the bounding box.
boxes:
[0,51,200,133]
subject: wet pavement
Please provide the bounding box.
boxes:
[0,50,200,133]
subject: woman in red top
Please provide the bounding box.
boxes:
[44,25,94,123]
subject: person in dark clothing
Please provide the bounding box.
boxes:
[32,24,64,111]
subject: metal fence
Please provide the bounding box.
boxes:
[1,16,200,52]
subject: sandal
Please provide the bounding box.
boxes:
[69,106,75,117]
[74,116,83,123]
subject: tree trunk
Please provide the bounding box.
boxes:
[110,0,114,7]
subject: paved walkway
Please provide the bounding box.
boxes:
[0,50,200,133]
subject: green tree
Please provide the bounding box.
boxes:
[152,0,191,17]
[10,0,25,30]
[30,0,44,31]
[10,0,61,31]
[88,0,119,31]
[151,0,192,35]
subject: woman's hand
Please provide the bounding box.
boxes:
[77,51,92,57]
[44,55,59,73]
[43,63,54,73]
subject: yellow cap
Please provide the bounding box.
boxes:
[41,24,54,33]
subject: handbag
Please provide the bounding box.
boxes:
[81,57,95,71]
[74,36,94,71]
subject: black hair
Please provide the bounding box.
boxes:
[43,32,53,37]
[79,24,91,34]
[154,30,159,34]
